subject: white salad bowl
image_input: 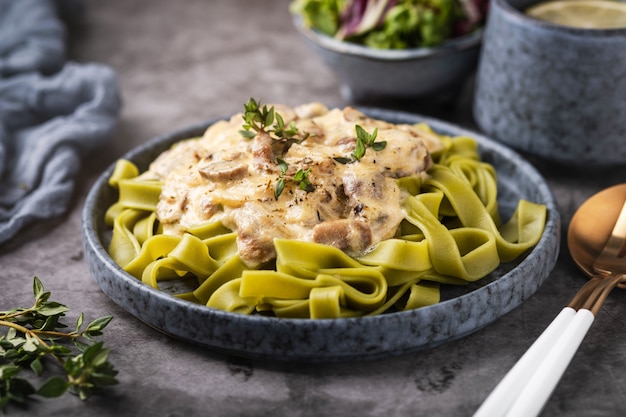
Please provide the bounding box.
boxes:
[82,107,560,362]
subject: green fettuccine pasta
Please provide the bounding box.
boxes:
[105,127,546,319]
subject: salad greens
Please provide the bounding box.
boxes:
[290,0,487,49]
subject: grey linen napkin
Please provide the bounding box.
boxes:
[0,0,121,244]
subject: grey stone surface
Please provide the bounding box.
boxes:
[2,0,626,416]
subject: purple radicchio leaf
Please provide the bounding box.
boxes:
[336,0,397,40]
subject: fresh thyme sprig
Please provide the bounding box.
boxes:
[239,98,314,199]
[239,98,308,141]
[0,277,118,410]
[272,111,302,140]
[334,124,387,164]
[275,158,313,199]
[239,98,274,139]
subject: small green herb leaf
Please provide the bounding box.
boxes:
[30,358,43,376]
[333,157,352,165]
[0,365,22,380]
[75,313,84,333]
[264,106,275,127]
[33,277,45,301]
[85,316,113,334]
[276,158,289,175]
[37,302,69,317]
[238,129,256,139]
[353,137,367,161]
[371,141,387,151]
[36,377,69,398]
[275,178,286,200]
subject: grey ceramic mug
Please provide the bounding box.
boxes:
[473,0,626,166]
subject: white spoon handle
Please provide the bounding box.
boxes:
[472,307,577,417]
[503,309,594,417]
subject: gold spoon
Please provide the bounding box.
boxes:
[474,183,626,417]
[568,183,626,313]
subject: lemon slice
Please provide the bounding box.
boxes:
[526,0,626,29]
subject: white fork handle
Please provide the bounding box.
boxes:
[473,307,587,417]
[503,308,594,417]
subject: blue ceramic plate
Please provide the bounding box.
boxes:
[82,108,560,362]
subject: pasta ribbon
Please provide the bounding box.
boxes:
[204,279,257,315]
[205,239,389,318]
[116,179,162,212]
[109,209,148,268]
[424,165,546,262]
[403,194,500,281]
[108,158,139,187]
[235,267,386,318]
[193,254,247,304]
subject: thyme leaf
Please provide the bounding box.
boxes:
[274,158,289,199]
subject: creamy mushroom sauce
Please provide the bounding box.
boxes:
[140,103,444,267]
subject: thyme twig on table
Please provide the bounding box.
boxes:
[0,277,118,410]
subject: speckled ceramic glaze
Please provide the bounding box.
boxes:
[82,109,560,362]
[293,19,482,103]
[474,0,626,166]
